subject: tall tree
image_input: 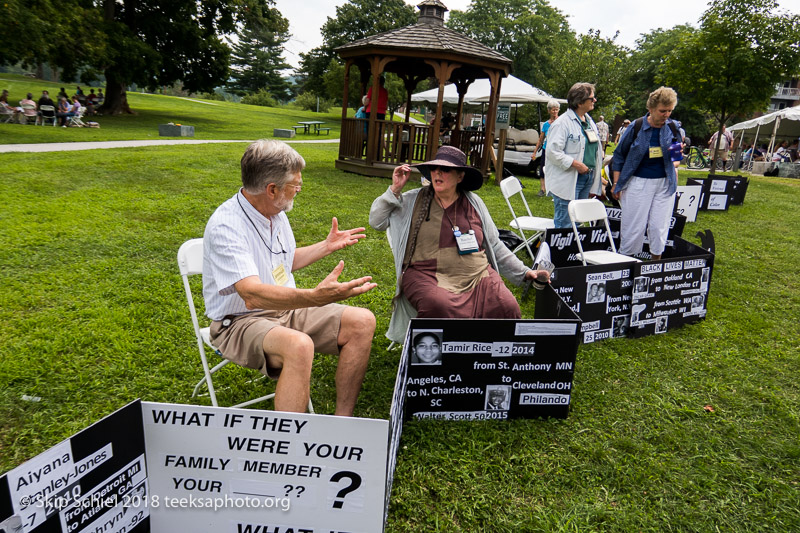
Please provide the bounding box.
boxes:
[1,0,105,81]
[97,0,270,115]
[549,29,628,112]
[623,26,708,143]
[228,9,293,100]
[2,0,271,114]
[447,0,573,94]
[298,0,416,97]
[662,0,800,173]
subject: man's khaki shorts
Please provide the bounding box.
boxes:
[209,304,347,379]
[713,148,729,161]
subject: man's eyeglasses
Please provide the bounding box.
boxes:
[585,96,597,102]
[285,183,302,192]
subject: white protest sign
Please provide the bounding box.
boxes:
[675,185,702,222]
[141,402,389,533]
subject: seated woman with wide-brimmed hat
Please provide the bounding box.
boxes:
[369,145,550,344]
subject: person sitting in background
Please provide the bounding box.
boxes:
[37,90,55,109]
[85,89,98,115]
[19,93,37,123]
[37,90,56,124]
[772,141,791,162]
[57,87,69,101]
[788,140,799,162]
[56,96,72,126]
[369,146,551,346]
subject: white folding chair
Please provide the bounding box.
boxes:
[68,106,87,127]
[0,105,14,123]
[499,176,555,263]
[567,199,641,266]
[177,238,314,411]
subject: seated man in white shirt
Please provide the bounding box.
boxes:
[203,139,377,416]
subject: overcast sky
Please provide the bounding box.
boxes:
[274,0,800,70]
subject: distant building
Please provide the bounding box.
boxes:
[769,78,800,112]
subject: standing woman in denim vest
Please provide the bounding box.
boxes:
[610,87,679,260]
[544,82,604,228]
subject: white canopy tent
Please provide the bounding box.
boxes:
[410,75,565,106]
[729,106,800,155]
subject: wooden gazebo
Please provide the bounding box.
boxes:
[334,0,512,178]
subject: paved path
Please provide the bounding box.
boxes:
[0,138,339,153]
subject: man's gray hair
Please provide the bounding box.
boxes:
[546,99,560,110]
[566,82,595,110]
[240,139,305,194]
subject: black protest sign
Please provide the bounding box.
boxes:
[0,401,148,533]
[402,317,581,421]
[686,176,751,211]
[729,176,750,205]
[547,263,635,344]
[628,237,714,338]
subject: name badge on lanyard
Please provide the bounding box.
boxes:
[272,264,289,286]
[585,128,599,143]
[649,146,663,158]
[454,226,480,255]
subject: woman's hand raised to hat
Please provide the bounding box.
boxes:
[390,164,412,196]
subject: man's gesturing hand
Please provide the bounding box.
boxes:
[313,260,376,305]
[325,217,367,253]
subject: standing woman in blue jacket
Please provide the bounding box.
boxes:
[610,86,679,260]
[544,82,604,228]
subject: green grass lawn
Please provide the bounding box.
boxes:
[0,73,345,143]
[1,141,799,530]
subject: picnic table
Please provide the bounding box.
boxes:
[292,121,330,135]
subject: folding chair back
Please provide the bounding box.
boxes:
[567,199,640,266]
[178,238,307,410]
[20,104,37,124]
[0,105,13,123]
[38,105,57,126]
[499,176,554,263]
[68,106,87,127]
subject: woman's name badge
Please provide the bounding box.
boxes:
[585,129,599,143]
[456,230,480,254]
[272,264,289,286]
[649,146,663,158]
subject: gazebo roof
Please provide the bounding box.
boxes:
[336,22,511,69]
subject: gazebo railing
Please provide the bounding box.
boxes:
[450,129,488,169]
[339,118,433,165]
[338,119,489,172]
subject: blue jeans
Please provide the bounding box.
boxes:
[553,170,594,228]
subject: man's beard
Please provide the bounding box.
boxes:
[277,193,294,212]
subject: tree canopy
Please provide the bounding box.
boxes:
[663,0,800,171]
[447,0,572,94]
[1,0,273,114]
[298,0,416,96]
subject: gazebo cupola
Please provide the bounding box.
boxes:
[417,0,448,26]
[334,0,511,178]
